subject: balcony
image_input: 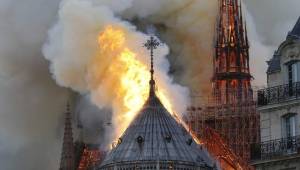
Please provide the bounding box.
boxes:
[257,82,300,106]
[251,135,300,161]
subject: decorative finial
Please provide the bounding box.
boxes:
[143,35,160,97]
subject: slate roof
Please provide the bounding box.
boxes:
[99,90,214,169]
[288,16,300,39]
[267,17,300,74]
[267,54,281,74]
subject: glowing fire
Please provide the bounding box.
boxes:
[89,26,173,141]
[86,25,253,170]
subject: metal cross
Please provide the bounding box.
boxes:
[143,36,160,81]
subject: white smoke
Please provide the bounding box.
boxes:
[43,0,191,144]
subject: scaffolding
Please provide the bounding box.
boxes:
[184,0,261,166]
[186,93,260,163]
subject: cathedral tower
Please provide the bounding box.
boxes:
[59,104,75,170]
[213,0,253,104]
[187,0,260,164]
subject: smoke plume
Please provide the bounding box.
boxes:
[43,0,191,144]
[0,0,70,169]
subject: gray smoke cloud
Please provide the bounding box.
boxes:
[0,0,299,170]
[0,0,71,170]
[75,95,113,147]
[244,0,300,88]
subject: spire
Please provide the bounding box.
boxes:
[213,0,252,104]
[217,0,247,46]
[59,103,75,170]
[238,0,244,44]
[143,35,160,97]
[239,0,243,24]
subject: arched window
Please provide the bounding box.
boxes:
[230,52,236,68]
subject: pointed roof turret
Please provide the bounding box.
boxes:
[216,0,248,48]
[59,103,75,170]
[99,34,215,169]
[268,17,300,74]
[288,16,300,39]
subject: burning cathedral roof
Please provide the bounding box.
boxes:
[98,36,215,170]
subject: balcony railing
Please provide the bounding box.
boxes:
[251,135,300,161]
[257,82,300,106]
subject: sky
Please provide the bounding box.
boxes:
[0,0,299,169]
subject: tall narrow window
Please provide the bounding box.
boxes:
[288,62,300,96]
[282,113,297,138]
[288,64,293,85]
[288,61,300,84]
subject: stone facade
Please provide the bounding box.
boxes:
[251,17,300,170]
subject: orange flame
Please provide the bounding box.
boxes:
[88,26,252,170]
[88,26,173,143]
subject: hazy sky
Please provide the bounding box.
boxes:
[0,0,299,170]
[245,0,300,88]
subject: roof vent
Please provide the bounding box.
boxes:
[165,134,172,143]
[136,136,144,144]
[118,138,122,145]
[186,138,193,146]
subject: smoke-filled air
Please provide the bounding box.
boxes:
[43,0,190,145]
[0,0,299,169]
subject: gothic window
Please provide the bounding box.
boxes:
[245,57,249,73]
[220,53,227,72]
[230,80,238,103]
[230,52,236,68]
[216,59,220,72]
[219,58,223,72]
[240,55,244,69]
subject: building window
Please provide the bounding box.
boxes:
[282,113,297,138]
[288,61,300,84]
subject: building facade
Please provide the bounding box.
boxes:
[251,17,300,170]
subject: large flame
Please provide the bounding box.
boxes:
[88,26,172,141]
